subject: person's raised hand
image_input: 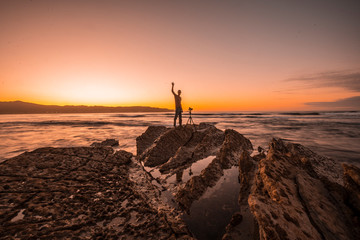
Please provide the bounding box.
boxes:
[172,82,175,86]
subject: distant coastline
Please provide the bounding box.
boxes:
[0,101,171,114]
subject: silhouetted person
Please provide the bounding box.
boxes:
[171,82,182,127]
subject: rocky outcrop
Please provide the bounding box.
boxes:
[175,129,253,210]
[137,124,253,212]
[138,126,194,167]
[136,126,168,157]
[159,123,225,174]
[90,138,119,147]
[0,146,193,239]
[225,138,360,240]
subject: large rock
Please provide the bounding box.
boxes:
[138,126,194,167]
[159,123,225,173]
[224,138,360,240]
[343,164,360,215]
[218,129,253,168]
[136,124,253,212]
[136,126,168,157]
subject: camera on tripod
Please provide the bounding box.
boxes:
[187,107,195,125]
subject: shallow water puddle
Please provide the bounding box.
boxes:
[158,156,217,199]
[143,156,241,240]
[163,155,216,183]
[145,155,216,186]
[180,155,216,182]
[182,166,241,240]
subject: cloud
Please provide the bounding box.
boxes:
[305,96,360,110]
[286,70,360,92]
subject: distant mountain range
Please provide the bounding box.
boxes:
[0,101,171,114]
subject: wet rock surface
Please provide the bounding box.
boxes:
[0,146,193,239]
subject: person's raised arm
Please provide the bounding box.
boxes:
[171,82,176,95]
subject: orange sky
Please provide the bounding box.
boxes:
[1,0,359,111]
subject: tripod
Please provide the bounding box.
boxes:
[186,108,195,125]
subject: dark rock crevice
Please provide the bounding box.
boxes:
[223,150,260,239]
[294,176,326,240]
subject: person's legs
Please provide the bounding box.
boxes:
[179,110,182,126]
[174,109,178,127]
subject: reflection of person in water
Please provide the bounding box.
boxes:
[176,170,183,182]
[171,82,182,127]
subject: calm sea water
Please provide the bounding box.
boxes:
[1,111,360,166]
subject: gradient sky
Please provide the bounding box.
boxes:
[1,0,359,111]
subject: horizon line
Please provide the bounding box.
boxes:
[0,100,359,113]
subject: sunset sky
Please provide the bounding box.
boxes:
[1,0,359,111]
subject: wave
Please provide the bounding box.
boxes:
[323,111,360,114]
[184,113,268,119]
[112,114,147,118]
[276,126,303,130]
[278,112,321,116]
[243,116,262,118]
[278,111,359,116]
[193,113,268,116]
[0,120,154,127]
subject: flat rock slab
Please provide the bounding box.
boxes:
[0,147,192,239]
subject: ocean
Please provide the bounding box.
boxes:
[1,111,360,166]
